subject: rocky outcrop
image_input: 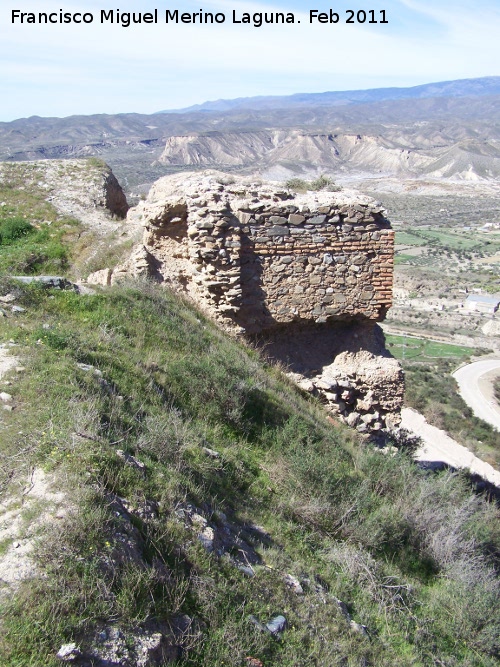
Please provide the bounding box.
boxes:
[102,167,129,219]
[43,159,129,222]
[0,159,129,233]
[262,321,404,432]
[482,319,500,337]
[119,171,403,430]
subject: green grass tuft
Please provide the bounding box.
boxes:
[0,217,34,245]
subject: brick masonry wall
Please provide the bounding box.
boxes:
[181,190,393,333]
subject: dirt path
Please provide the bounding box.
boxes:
[0,344,67,599]
[453,359,500,432]
[402,407,500,487]
[0,342,18,378]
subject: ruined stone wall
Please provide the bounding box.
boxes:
[128,172,394,334]
[188,200,393,333]
[116,171,403,432]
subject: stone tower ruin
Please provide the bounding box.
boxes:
[104,171,404,431]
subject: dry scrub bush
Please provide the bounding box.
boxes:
[136,409,195,465]
[403,474,499,577]
[325,543,417,618]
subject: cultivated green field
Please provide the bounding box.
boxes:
[395,228,500,253]
[395,231,427,246]
[385,334,475,361]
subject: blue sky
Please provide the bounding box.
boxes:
[0,0,499,121]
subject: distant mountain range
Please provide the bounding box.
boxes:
[1,77,499,190]
[157,76,500,113]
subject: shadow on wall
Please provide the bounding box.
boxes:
[237,229,272,332]
[251,320,394,375]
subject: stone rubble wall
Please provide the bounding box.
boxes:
[119,171,403,431]
[312,347,404,433]
[260,321,404,433]
[187,201,393,333]
[127,172,394,334]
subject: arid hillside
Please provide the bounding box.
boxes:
[1,77,500,192]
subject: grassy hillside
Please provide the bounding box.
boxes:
[0,280,499,666]
[0,161,136,281]
[0,160,499,666]
[0,164,82,276]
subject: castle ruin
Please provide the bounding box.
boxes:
[104,171,404,431]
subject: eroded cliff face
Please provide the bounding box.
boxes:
[158,131,432,176]
[113,171,403,431]
[0,159,129,229]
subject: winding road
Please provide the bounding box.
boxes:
[453,359,500,432]
[401,357,500,488]
[403,408,500,487]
